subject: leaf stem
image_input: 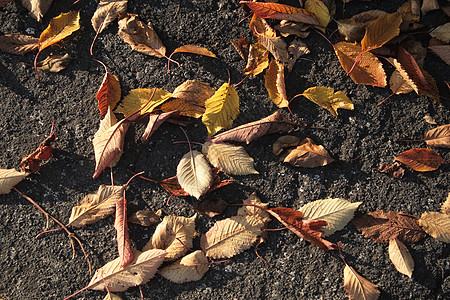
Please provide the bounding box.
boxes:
[34,50,42,81]
[347,51,364,75]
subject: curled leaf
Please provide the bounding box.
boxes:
[91,0,128,34]
[22,0,53,22]
[244,41,269,76]
[343,264,380,300]
[394,148,443,172]
[128,210,161,226]
[424,124,450,148]
[170,45,217,59]
[418,212,450,243]
[441,193,450,215]
[287,38,310,73]
[305,0,330,32]
[96,73,121,117]
[256,31,288,63]
[0,168,28,195]
[115,195,133,267]
[337,10,387,42]
[114,88,172,117]
[159,250,209,283]
[276,137,334,168]
[141,111,179,143]
[301,86,353,116]
[264,59,288,108]
[19,133,56,174]
[36,53,72,72]
[0,34,38,55]
[230,36,250,61]
[193,198,229,218]
[389,238,414,277]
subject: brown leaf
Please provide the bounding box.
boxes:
[352,210,426,243]
[237,192,271,225]
[418,211,450,243]
[96,73,121,117]
[343,264,380,300]
[118,13,166,58]
[395,148,443,172]
[159,250,209,283]
[267,207,338,250]
[429,45,450,65]
[278,137,335,168]
[274,20,310,39]
[19,133,56,174]
[36,53,72,72]
[193,198,229,218]
[389,58,416,95]
[361,12,402,52]
[22,0,53,22]
[256,31,288,63]
[170,45,217,59]
[211,111,295,144]
[423,114,437,125]
[441,193,450,215]
[230,36,250,61]
[378,162,405,179]
[389,237,414,278]
[128,209,161,226]
[244,41,269,76]
[424,124,450,148]
[272,135,301,155]
[334,42,387,87]
[249,14,276,38]
[429,23,450,43]
[0,168,28,195]
[91,0,127,34]
[115,195,133,267]
[337,10,387,42]
[264,59,288,108]
[287,38,310,73]
[421,0,440,15]
[0,34,38,55]
[141,111,179,143]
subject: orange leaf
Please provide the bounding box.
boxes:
[395,148,443,172]
[230,36,250,61]
[115,194,134,267]
[361,12,402,51]
[264,59,288,108]
[96,73,121,117]
[19,133,56,174]
[170,45,217,59]
[249,14,276,38]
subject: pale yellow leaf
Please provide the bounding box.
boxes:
[302,86,353,116]
[159,250,209,283]
[202,141,258,176]
[114,88,172,117]
[343,265,380,300]
[305,0,330,32]
[103,292,122,300]
[244,41,269,76]
[264,59,288,108]
[300,198,362,236]
[39,11,80,51]
[430,23,450,43]
[176,150,213,199]
[22,0,53,22]
[0,168,28,195]
[91,0,127,34]
[389,238,414,278]
[419,212,450,243]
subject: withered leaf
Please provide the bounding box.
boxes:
[249,14,276,38]
[267,207,338,250]
[193,198,229,218]
[276,137,334,168]
[389,58,416,95]
[237,192,271,225]
[305,0,330,32]
[424,124,450,148]
[418,212,450,243]
[429,23,450,43]
[19,133,56,174]
[87,249,167,292]
[287,38,310,73]
[421,0,440,15]
[211,111,295,144]
[441,193,450,215]
[389,237,414,278]
[22,0,53,22]
[141,111,179,143]
[264,59,288,108]
[378,162,405,179]
[274,21,310,39]
[244,41,269,76]
[352,210,426,243]
[361,12,402,52]
[159,250,209,283]
[256,31,288,63]
[143,215,196,261]
[36,53,72,72]
[91,0,127,34]
[128,209,161,226]
[68,184,125,227]
[0,34,38,55]
[96,73,121,117]
[177,150,213,199]
[301,86,353,116]
[429,45,450,65]
[231,36,250,61]
[0,0,14,7]
[38,11,80,51]
[272,135,301,155]
[103,292,122,300]
[338,10,387,42]
[115,195,133,267]
[0,168,28,195]
[170,45,217,61]
[395,148,443,172]
[118,13,166,58]
[343,264,380,300]
[114,88,172,117]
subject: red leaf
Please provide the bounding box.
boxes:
[96,72,121,117]
[19,133,57,173]
[115,194,134,267]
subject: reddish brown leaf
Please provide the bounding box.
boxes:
[231,36,250,61]
[352,210,426,243]
[395,148,443,172]
[96,72,121,117]
[115,195,134,267]
[429,45,450,65]
[19,133,56,174]
[378,162,405,179]
[141,111,179,143]
[0,33,38,55]
[267,207,338,250]
[193,198,229,218]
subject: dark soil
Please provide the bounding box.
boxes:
[0,0,449,299]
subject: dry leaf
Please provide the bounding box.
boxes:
[231,36,250,61]
[22,0,53,22]
[170,45,217,59]
[274,21,311,39]
[115,88,172,117]
[264,59,288,108]
[19,133,56,174]
[103,292,122,300]
[159,250,209,283]
[272,135,302,155]
[422,0,439,14]
[418,212,450,243]
[91,0,127,34]
[0,0,14,7]
[378,162,405,179]
[441,193,450,215]
[0,34,38,55]
[38,11,80,51]
[87,249,167,292]
[115,195,133,267]
[36,53,72,72]
[334,42,387,87]
[143,215,196,260]
[118,13,166,58]
[68,184,125,227]
[128,210,161,226]
[141,111,179,143]
[423,114,437,125]
[96,73,121,117]
[249,14,276,38]
[241,1,320,25]
[300,198,362,236]
[176,150,213,199]
[429,45,450,65]
[202,83,239,137]
[280,137,335,168]
[0,168,28,195]
[287,38,310,73]
[395,148,443,172]
[352,210,426,243]
[343,264,380,300]
[361,13,402,52]
[202,141,258,176]
[244,42,269,76]
[389,58,416,95]
[256,32,288,63]
[305,0,330,32]
[424,124,450,148]
[211,111,295,144]
[389,237,414,277]
[193,198,229,218]
[302,86,353,116]
[397,1,420,24]
[337,10,387,42]
[237,192,271,224]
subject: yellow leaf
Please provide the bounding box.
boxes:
[249,14,276,38]
[343,265,380,300]
[0,168,28,194]
[302,86,353,116]
[202,83,239,136]
[244,41,269,76]
[305,0,330,32]
[361,12,402,51]
[38,11,80,51]
[419,212,450,243]
[176,150,213,199]
[114,88,172,117]
[159,250,209,283]
[389,238,414,278]
[264,59,288,108]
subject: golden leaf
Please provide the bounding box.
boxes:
[91,0,127,34]
[249,14,276,38]
[0,33,38,55]
[301,86,353,116]
[305,0,330,32]
[159,250,209,283]
[424,124,450,148]
[361,12,402,51]
[419,212,450,243]
[176,150,213,199]
[264,59,288,108]
[244,41,269,76]
[39,11,80,51]
[114,88,171,117]
[388,238,414,278]
[0,168,28,195]
[202,83,239,137]
[343,265,380,300]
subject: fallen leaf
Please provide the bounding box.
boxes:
[19,133,56,174]
[267,207,338,250]
[397,1,420,26]
[337,10,387,42]
[264,59,288,108]
[421,0,440,15]
[202,83,239,137]
[193,198,229,218]
[143,215,196,260]
[0,0,14,7]
[389,237,414,278]
[419,68,440,104]
[87,249,167,292]
[0,34,38,55]
[378,162,405,179]
[334,42,387,87]
[389,59,416,95]
[202,141,258,175]
[128,210,161,226]
[424,124,450,148]
[38,11,80,51]
[177,150,213,199]
[272,135,302,155]
[230,36,250,61]
[96,73,121,117]
[118,13,166,58]
[241,1,320,25]
[103,292,122,300]
[442,193,450,215]
[91,0,128,34]
[114,88,172,117]
[141,111,179,143]
[36,53,72,72]
[256,31,288,63]
[159,250,209,283]
[361,12,402,51]
[170,45,217,59]
[244,41,269,76]
[249,14,276,38]
[418,212,450,243]
[274,20,310,39]
[429,45,450,65]
[211,111,295,144]
[115,194,133,267]
[280,137,335,168]
[423,114,437,125]
[352,210,426,243]
[301,86,353,116]
[343,264,380,300]
[287,38,310,73]
[300,198,362,236]
[237,192,271,224]
[394,148,443,172]
[305,0,330,32]
[0,168,28,195]
[68,184,125,227]
[22,0,53,22]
